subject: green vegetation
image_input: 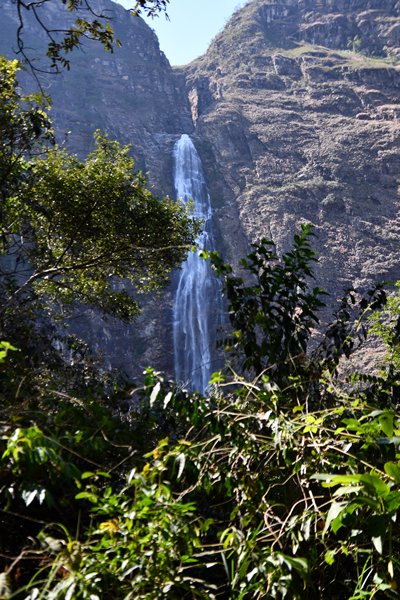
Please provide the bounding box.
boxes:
[281,43,399,70]
[348,35,363,54]
[1,205,400,597]
[0,54,196,400]
[370,282,400,372]
[1,26,400,597]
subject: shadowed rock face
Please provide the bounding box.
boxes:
[0,0,195,378]
[0,0,193,166]
[0,0,399,377]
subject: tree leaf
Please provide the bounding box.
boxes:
[384,462,400,484]
[150,382,161,407]
[176,453,186,480]
[322,501,348,537]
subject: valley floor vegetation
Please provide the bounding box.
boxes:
[1,55,400,599]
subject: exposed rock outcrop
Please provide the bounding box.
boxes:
[1,0,399,377]
[185,0,400,304]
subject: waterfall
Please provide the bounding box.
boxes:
[172,134,220,394]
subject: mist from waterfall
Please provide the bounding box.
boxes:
[172,134,221,394]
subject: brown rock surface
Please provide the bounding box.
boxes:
[185,0,400,305]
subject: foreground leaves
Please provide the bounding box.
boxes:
[0,229,399,598]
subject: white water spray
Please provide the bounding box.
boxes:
[172,134,220,394]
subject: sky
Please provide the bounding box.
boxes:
[116,0,246,65]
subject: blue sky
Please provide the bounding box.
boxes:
[116,0,246,65]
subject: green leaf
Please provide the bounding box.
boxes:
[81,471,96,480]
[368,514,386,551]
[384,491,400,512]
[324,550,336,565]
[313,473,363,488]
[333,485,363,497]
[384,462,400,484]
[323,501,348,537]
[379,412,395,437]
[360,473,390,498]
[75,491,99,504]
[0,341,18,363]
[278,553,308,577]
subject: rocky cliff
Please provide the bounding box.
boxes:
[1,0,192,167]
[1,0,399,378]
[185,0,400,302]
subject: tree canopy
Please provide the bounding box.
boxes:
[0,55,196,388]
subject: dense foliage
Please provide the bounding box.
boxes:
[0,55,196,398]
[1,220,400,598]
[1,23,400,597]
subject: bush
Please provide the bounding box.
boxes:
[1,226,399,598]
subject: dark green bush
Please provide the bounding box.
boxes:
[1,227,400,599]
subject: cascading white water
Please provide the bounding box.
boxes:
[173,134,220,394]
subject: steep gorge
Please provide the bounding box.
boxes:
[1,0,399,379]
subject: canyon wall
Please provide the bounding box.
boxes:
[185,0,400,301]
[1,0,399,378]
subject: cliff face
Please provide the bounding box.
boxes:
[1,0,399,377]
[0,0,194,377]
[258,0,400,58]
[185,0,400,302]
[1,0,192,168]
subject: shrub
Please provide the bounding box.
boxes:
[1,227,399,598]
